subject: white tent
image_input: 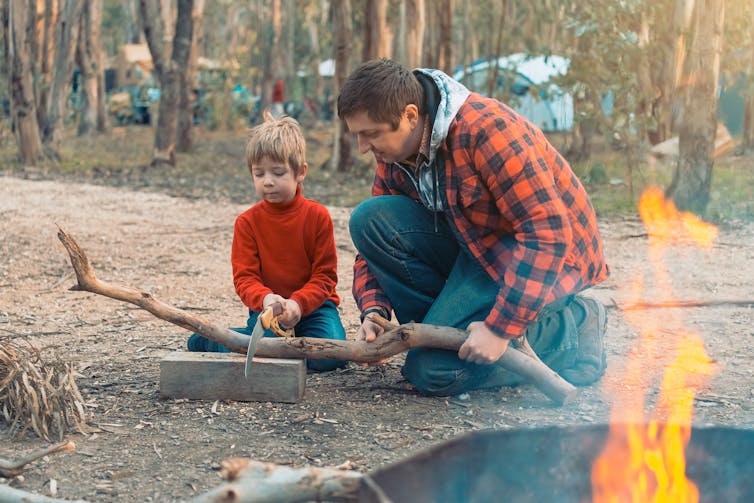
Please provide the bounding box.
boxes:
[452,54,573,132]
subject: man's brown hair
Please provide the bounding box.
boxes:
[245,110,307,174]
[336,58,424,130]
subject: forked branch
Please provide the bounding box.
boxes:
[57,227,576,405]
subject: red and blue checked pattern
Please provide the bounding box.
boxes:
[354,93,609,339]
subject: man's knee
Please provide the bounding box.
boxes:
[402,349,463,396]
[349,197,385,245]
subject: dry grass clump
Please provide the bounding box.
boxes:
[0,338,87,441]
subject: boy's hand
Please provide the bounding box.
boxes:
[278,299,301,328]
[263,293,285,310]
[458,321,510,365]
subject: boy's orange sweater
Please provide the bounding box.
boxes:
[231,188,340,316]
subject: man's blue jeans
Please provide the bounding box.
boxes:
[187,300,348,372]
[349,195,580,395]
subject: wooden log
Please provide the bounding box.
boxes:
[0,484,89,503]
[57,227,576,405]
[192,458,390,503]
[160,352,305,403]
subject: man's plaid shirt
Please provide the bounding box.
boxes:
[354,93,609,339]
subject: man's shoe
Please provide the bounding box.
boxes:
[561,295,607,386]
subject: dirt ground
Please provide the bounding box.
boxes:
[1,174,753,502]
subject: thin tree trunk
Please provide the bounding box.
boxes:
[305,0,323,107]
[140,0,194,166]
[666,0,724,215]
[76,0,97,136]
[176,0,204,152]
[332,0,352,172]
[41,0,82,157]
[487,0,507,97]
[35,0,56,130]
[259,0,281,120]
[363,0,389,61]
[124,0,141,43]
[437,0,454,74]
[93,0,107,133]
[404,0,424,69]
[742,0,754,150]
[7,0,44,165]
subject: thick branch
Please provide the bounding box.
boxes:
[57,227,576,405]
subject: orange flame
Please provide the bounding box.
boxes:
[591,187,718,502]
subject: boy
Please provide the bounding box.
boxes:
[188,111,347,372]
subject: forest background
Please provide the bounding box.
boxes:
[0,0,753,221]
[2,2,754,501]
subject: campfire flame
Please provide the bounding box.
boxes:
[591,187,718,502]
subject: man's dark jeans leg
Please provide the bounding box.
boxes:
[349,195,583,396]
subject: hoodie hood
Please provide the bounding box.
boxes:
[413,68,471,165]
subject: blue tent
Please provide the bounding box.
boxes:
[452,54,573,132]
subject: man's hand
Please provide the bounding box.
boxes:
[458,321,510,365]
[356,314,388,366]
[356,314,385,343]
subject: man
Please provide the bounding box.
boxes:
[338,58,609,396]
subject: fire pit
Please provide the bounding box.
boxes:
[360,424,754,502]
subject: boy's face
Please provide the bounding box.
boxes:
[250,156,306,204]
[345,105,422,164]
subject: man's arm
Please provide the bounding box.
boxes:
[471,116,572,340]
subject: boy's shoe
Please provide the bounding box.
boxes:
[560,295,607,386]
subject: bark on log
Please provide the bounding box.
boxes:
[57,227,576,405]
[192,458,390,503]
[0,440,75,477]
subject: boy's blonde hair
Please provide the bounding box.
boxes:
[245,110,306,174]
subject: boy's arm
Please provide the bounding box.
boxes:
[232,214,273,311]
[288,206,339,317]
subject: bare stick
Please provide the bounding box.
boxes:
[57,227,576,405]
[615,299,754,310]
[0,440,76,477]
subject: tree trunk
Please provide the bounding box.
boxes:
[404,0,424,69]
[124,0,141,43]
[655,0,695,144]
[363,0,389,61]
[6,0,44,165]
[332,0,353,172]
[75,0,99,136]
[436,0,454,74]
[140,0,194,166]
[742,0,754,150]
[94,0,108,133]
[304,0,323,109]
[666,0,724,215]
[176,0,204,152]
[258,0,281,120]
[34,0,56,131]
[487,0,507,97]
[41,0,82,157]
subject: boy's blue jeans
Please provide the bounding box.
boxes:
[349,195,581,396]
[187,300,347,372]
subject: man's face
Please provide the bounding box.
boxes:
[345,107,421,164]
